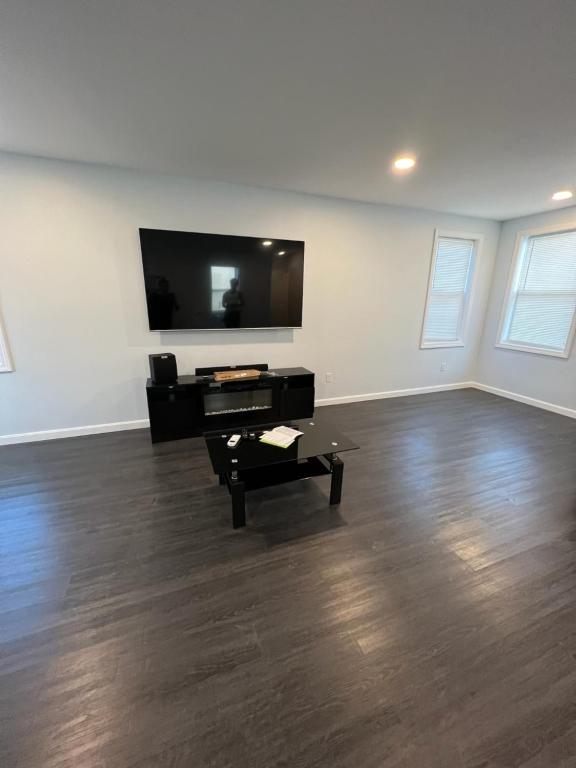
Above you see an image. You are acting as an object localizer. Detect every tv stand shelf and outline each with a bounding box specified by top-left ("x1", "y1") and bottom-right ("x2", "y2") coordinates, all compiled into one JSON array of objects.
[
  {"x1": 233, "y1": 456, "x2": 330, "y2": 492},
  {"x1": 146, "y1": 366, "x2": 315, "y2": 443}
]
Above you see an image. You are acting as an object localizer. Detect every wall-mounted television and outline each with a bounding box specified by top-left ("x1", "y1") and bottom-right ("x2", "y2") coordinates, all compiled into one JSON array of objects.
[{"x1": 139, "y1": 228, "x2": 305, "y2": 331}]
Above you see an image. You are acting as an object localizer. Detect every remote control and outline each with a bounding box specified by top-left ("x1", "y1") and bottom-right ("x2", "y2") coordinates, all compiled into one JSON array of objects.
[{"x1": 227, "y1": 434, "x2": 241, "y2": 448}]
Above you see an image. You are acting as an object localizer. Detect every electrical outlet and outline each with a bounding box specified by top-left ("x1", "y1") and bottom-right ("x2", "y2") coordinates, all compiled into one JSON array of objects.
[
  {"x1": 325, "y1": 372, "x2": 335, "y2": 384},
  {"x1": 440, "y1": 361, "x2": 448, "y2": 372}
]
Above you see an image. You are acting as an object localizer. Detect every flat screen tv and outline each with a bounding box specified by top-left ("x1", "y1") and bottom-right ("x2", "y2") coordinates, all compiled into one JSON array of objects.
[{"x1": 140, "y1": 228, "x2": 305, "y2": 330}]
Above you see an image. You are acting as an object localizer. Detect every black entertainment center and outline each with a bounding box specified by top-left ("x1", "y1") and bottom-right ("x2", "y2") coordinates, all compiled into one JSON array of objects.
[{"x1": 146, "y1": 364, "x2": 315, "y2": 443}]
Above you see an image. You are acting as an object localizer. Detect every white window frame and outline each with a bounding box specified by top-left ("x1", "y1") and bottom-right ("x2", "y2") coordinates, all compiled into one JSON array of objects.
[
  {"x1": 496, "y1": 223, "x2": 576, "y2": 359},
  {"x1": 0, "y1": 305, "x2": 13, "y2": 373},
  {"x1": 420, "y1": 229, "x2": 482, "y2": 349}
]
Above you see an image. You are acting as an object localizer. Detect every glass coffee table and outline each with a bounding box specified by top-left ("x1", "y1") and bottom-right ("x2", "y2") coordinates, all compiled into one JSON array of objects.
[{"x1": 205, "y1": 418, "x2": 359, "y2": 528}]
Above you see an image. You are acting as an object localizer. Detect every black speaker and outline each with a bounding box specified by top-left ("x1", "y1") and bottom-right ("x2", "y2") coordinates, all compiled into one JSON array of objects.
[{"x1": 149, "y1": 353, "x2": 178, "y2": 385}]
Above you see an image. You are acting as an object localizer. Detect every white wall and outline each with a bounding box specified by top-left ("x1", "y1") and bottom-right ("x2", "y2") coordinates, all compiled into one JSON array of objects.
[
  {"x1": 0, "y1": 152, "x2": 500, "y2": 440},
  {"x1": 475, "y1": 206, "x2": 576, "y2": 413}
]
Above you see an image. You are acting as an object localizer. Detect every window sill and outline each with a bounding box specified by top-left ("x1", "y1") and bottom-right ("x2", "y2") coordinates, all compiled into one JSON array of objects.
[
  {"x1": 495, "y1": 341, "x2": 570, "y2": 359},
  {"x1": 420, "y1": 340, "x2": 465, "y2": 349}
]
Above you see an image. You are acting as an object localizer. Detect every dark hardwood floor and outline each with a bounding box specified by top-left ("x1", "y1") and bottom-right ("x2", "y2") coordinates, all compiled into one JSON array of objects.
[{"x1": 1, "y1": 388, "x2": 576, "y2": 768}]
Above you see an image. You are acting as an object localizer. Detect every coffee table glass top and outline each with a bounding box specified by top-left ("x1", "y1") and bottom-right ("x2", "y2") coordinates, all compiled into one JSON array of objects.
[{"x1": 205, "y1": 417, "x2": 359, "y2": 473}]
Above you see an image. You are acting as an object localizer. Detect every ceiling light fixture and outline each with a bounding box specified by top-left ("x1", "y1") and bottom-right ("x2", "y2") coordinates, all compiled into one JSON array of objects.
[
  {"x1": 278, "y1": 250, "x2": 286, "y2": 255},
  {"x1": 552, "y1": 190, "x2": 573, "y2": 201},
  {"x1": 393, "y1": 156, "x2": 416, "y2": 171},
  {"x1": 262, "y1": 240, "x2": 273, "y2": 246}
]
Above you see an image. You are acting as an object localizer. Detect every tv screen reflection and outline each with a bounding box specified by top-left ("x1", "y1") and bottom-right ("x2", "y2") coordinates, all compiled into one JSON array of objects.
[{"x1": 140, "y1": 229, "x2": 304, "y2": 330}]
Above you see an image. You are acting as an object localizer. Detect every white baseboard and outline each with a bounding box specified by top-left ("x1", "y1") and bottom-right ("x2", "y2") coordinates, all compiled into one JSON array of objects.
[
  {"x1": 470, "y1": 382, "x2": 576, "y2": 420},
  {"x1": 1, "y1": 383, "x2": 471, "y2": 446},
  {"x1": 316, "y1": 381, "x2": 474, "y2": 407},
  {"x1": 0, "y1": 418, "x2": 150, "y2": 447},
  {"x1": 2, "y1": 380, "x2": 573, "y2": 447}
]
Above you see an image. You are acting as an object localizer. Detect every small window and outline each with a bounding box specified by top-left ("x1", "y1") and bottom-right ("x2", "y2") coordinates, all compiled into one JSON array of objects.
[
  {"x1": 497, "y1": 228, "x2": 576, "y2": 358},
  {"x1": 421, "y1": 231, "x2": 479, "y2": 348},
  {"x1": 0, "y1": 306, "x2": 13, "y2": 373}
]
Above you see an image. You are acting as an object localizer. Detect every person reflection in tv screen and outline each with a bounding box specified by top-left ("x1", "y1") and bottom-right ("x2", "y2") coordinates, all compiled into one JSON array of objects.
[
  {"x1": 147, "y1": 277, "x2": 180, "y2": 329},
  {"x1": 222, "y1": 278, "x2": 244, "y2": 328}
]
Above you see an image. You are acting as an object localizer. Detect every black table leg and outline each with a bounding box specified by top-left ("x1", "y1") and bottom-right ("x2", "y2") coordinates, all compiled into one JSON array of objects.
[
  {"x1": 218, "y1": 472, "x2": 226, "y2": 485},
  {"x1": 229, "y1": 473, "x2": 246, "y2": 528},
  {"x1": 328, "y1": 455, "x2": 344, "y2": 505}
]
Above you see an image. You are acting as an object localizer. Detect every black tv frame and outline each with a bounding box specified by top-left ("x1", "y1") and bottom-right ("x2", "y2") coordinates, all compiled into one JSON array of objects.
[{"x1": 139, "y1": 228, "x2": 305, "y2": 332}]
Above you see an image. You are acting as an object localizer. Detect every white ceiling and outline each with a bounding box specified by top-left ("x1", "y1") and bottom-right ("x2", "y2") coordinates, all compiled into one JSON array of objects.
[{"x1": 1, "y1": 0, "x2": 576, "y2": 220}]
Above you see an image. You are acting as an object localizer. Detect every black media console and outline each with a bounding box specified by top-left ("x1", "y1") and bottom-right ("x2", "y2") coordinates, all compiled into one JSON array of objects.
[{"x1": 146, "y1": 366, "x2": 315, "y2": 443}]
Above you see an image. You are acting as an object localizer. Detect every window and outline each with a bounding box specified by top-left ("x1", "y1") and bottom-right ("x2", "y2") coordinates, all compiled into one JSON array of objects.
[
  {"x1": 497, "y1": 228, "x2": 576, "y2": 358},
  {"x1": 0, "y1": 305, "x2": 13, "y2": 373},
  {"x1": 421, "y1": 231, "x2": 480, "y2": 348},
  {"x1": 210, "y1": 266, "x2": 239, "y2": 313}
]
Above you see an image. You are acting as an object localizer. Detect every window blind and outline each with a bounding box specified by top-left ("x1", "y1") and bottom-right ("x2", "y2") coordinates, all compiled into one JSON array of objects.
[
  {"x1": 501, "y1": 230, "x2": 576, "y2": 353},
  {"x1": 422, "y1": 236, "x2": 475, "y2": 344}
]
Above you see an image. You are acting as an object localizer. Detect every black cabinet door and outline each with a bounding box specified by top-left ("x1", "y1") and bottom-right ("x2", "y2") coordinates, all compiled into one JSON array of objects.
[
  {"x1": 280, "y1": 387, "x2": 315, "y2": 420},
  {"x1": 147, "y1": 387, "x2": 201, "y2": 442}
]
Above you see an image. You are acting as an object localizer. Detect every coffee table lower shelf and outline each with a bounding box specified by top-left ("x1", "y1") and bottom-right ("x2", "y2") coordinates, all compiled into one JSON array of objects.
[{"x1": 218, "y1": 454, "x2": 344, "y2": 528}]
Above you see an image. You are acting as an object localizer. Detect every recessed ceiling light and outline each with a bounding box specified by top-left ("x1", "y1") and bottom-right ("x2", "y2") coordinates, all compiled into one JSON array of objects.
[
  {"x1": 278, "y1": 250, "x2": 286, "y2": 255},
  {"x1": 393, "y1": 156, "x2": 416, "y2": 171},
  {"x1": 552, "y1": 190, "x2": 573, "y2": 201},
  {"x1": 262, "y1": 240, "x2": 273, "y2": 246}
]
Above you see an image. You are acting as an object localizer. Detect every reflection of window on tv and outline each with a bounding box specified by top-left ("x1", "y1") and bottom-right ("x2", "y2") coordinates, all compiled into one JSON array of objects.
[
  {"x1": 211, "y1": 266, "x2": 239, "y2": 312},
  {"x1": 212, "y1": 265, "x2": 243, "y2": 328}
]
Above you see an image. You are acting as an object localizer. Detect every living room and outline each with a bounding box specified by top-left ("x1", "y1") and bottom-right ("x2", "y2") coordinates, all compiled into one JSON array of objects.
[{"x1": 1, "y1": 2, "x2": 575, "y2": 766}]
